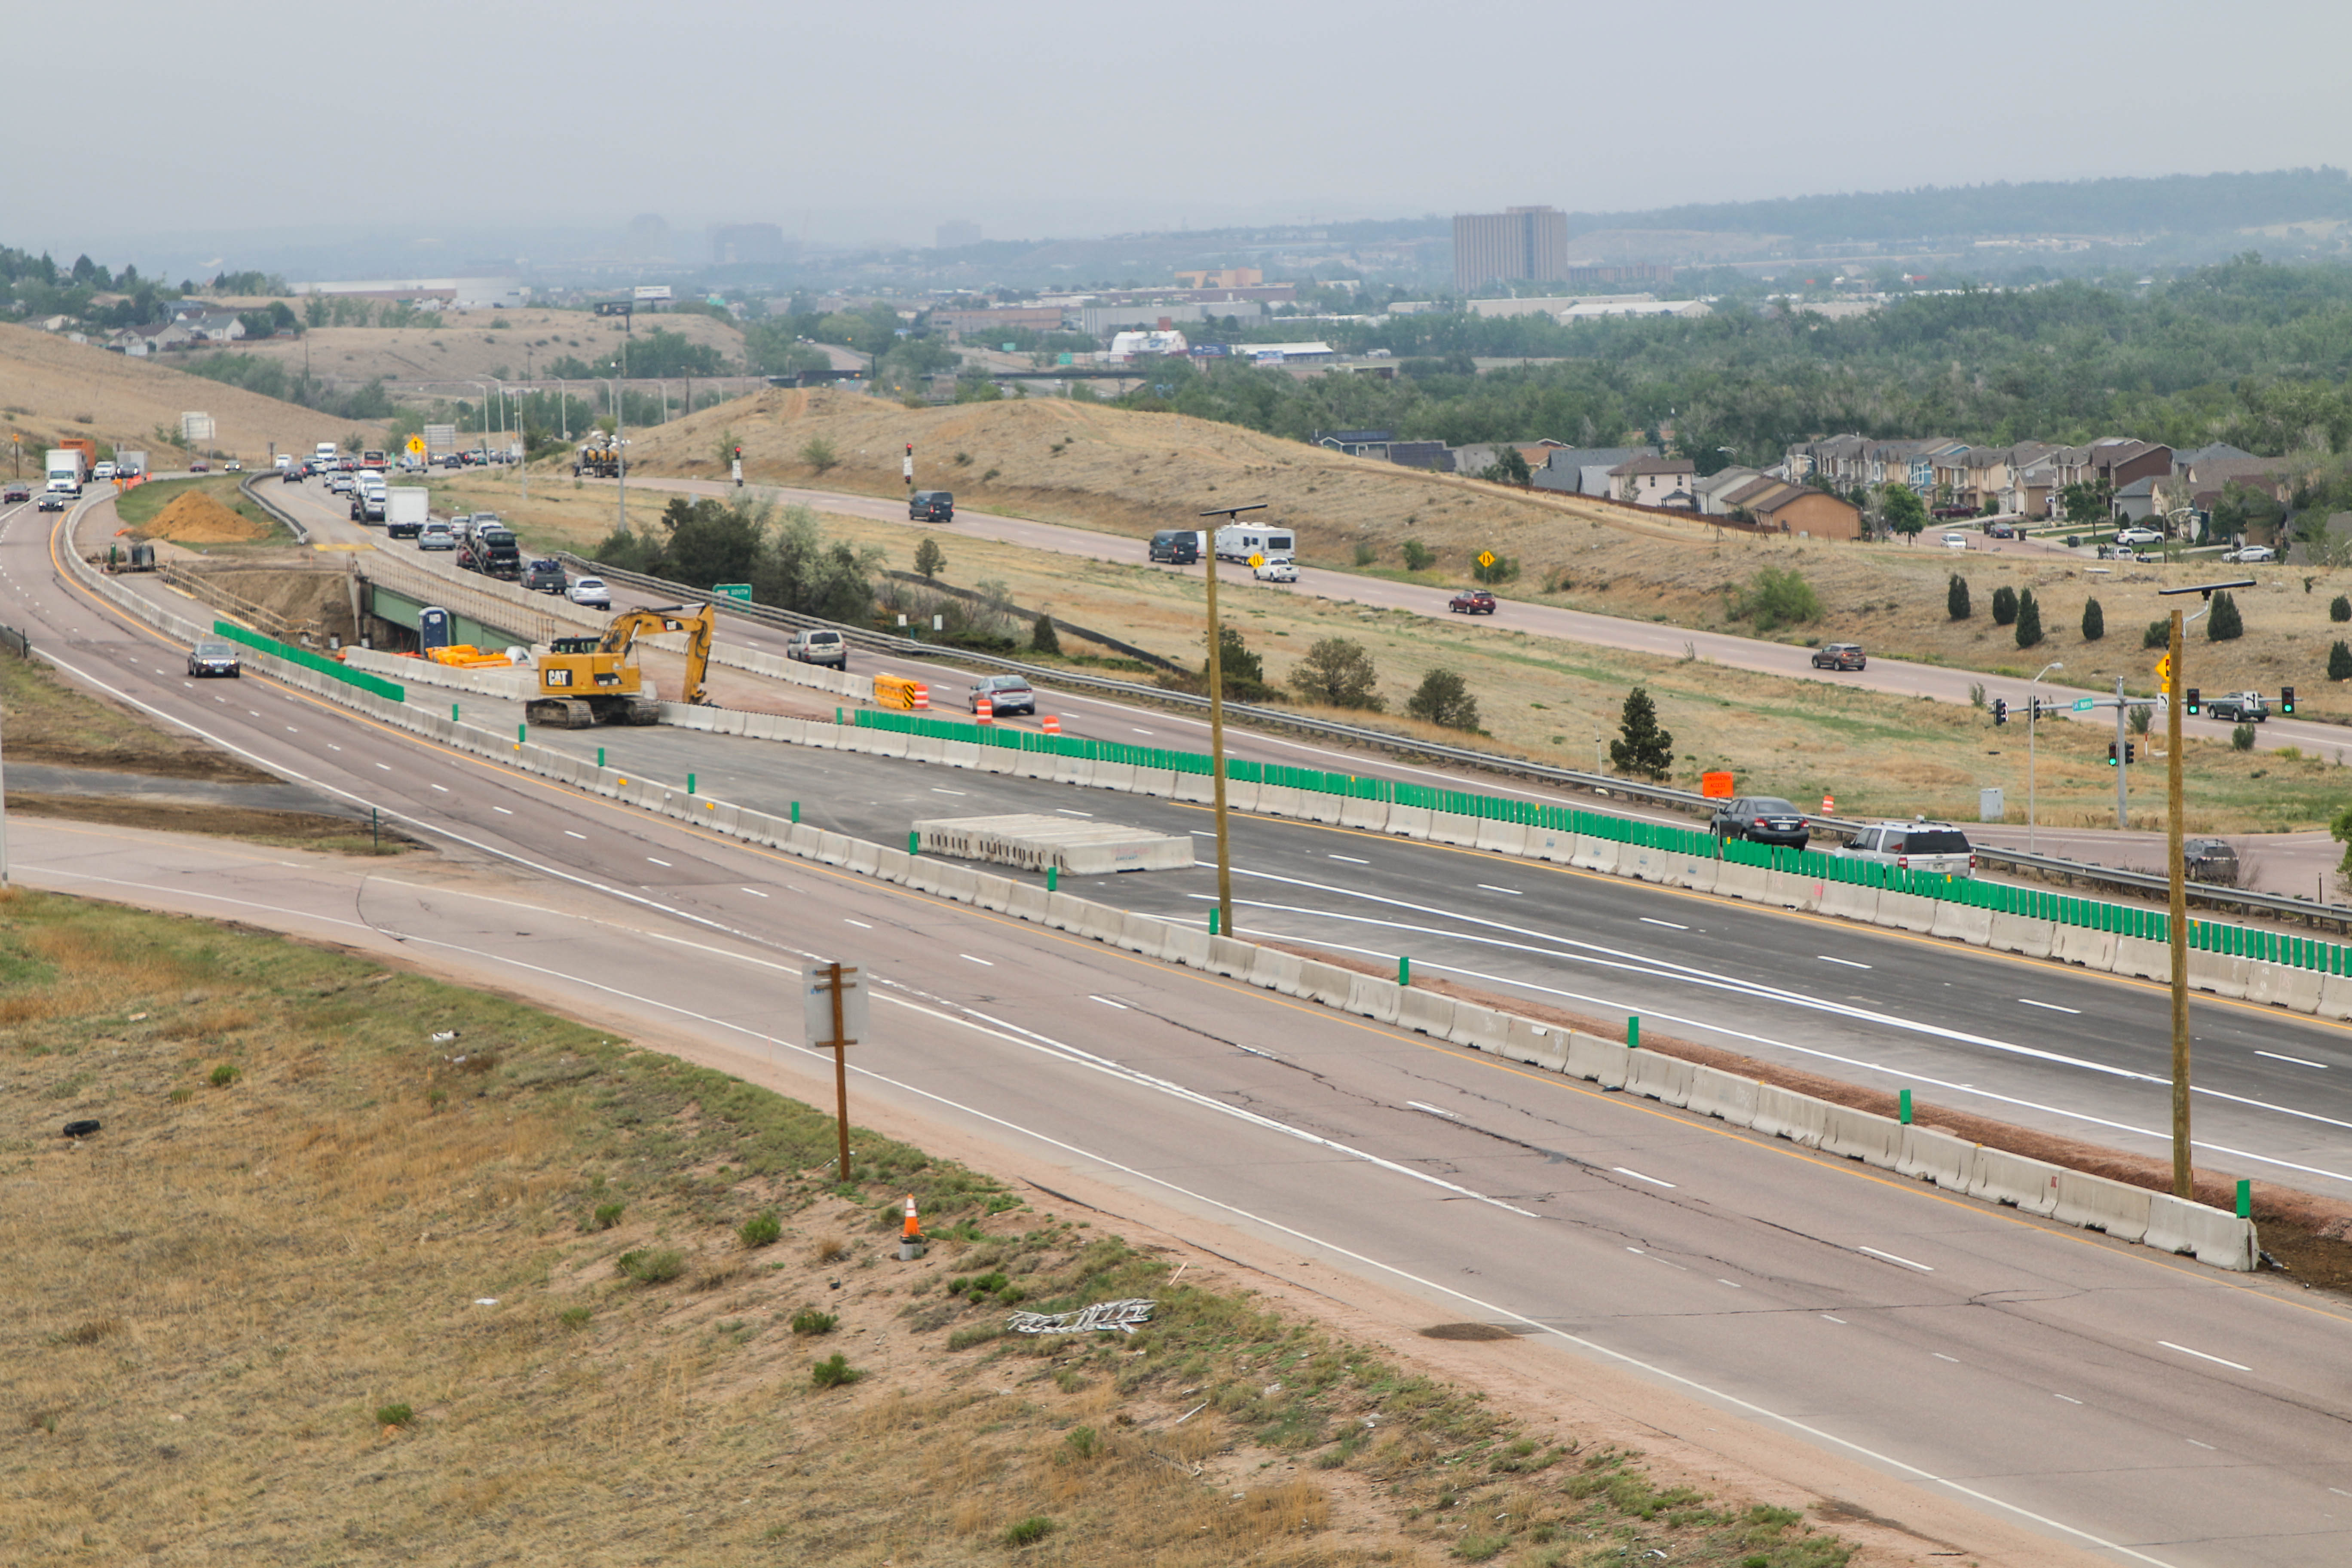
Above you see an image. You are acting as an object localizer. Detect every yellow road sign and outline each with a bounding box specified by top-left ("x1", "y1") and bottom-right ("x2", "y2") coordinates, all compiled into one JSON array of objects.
[
  {"x1": 405, "y1": 435, "x2": 426, "y2": 455},
  {"x1": 1248, "y1": 553, "x2": 1264, "y2": 568},
  {"x1": 1477, "y1": 550, "x2": 1497, "y2": 568},
  {"x1": 2155, "y1": 653, "x2": 2171, "y2": 682}
]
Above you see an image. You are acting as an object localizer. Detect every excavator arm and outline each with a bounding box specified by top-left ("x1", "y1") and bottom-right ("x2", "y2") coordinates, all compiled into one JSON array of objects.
[{"x1": 598, "y1": 603, "x2": 714, "y2": 707}]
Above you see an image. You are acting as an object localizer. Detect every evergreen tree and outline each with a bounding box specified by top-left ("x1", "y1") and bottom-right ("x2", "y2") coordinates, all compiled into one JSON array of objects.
[
  {"x1": 1029, "y1": 613, "x2": 1060, "y2": 655},
  {"x1": 2207, "y1": 589, "x2": 2244, "y2": 641},
  {"x1": 2014, "y1": 588, "x2": 2043, "y2": 649},
  {"x1": 2333, "y1": 594, "x2": 2352, "y2": 624},
  {"x1": 1947, "y1": 573, "x2": 1971, "y2": 620},
  {"x1": 1610, "y1": 686, "x2": 1674, "y2": 779},
  {"x1": 1295, "y1": 637, "x2": 1384, "y2": 710},
  {"x1": 2332, "y1": 640, "x2": 2352, "y2": 682},
  {"x1": 1991, "y1": 585, "x2": 2019, "y2": 626},
  {"x1": 1405, "y1": 668, "x2": 1479, "y2": 730},
  {"x1": 913, "y1": 536, "x2": 946, "y2": 579},
  {"x1": 2080, "y1": 596, "x2": 2104, "y2": 641}
]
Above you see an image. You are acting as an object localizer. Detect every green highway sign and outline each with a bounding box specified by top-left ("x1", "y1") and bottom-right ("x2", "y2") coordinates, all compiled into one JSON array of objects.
[
  {"x1": 2072, "y1": 697, "x2": 2096, "y2": 712},
  {"x1": 713, "y1": 583, "x2": 753, "y2": 602}
]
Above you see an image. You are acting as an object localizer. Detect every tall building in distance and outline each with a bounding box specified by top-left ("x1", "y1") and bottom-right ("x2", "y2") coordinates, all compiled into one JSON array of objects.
[
  {"x1": 710, "y1": 223, "x2": 790, "y2": 266},
  {"x1": 1452, "y1": 205, "x2": 1571, "y2": 293},
  {"x1": 935, "y1": 220, "x2": 983, "y2": 250}
]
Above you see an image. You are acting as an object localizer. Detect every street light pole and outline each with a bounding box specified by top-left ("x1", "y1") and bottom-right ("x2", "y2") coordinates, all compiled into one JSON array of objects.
[
  {"x1": 1197, "y1": 502, "x2": 1266, "y2": 940},
  {"x1": 2027, "y1": 660, "x2": 2062, "y2": 852},
  {"x1": 2156, "y1": 577, "x2": 2254, "y2": 1200}
]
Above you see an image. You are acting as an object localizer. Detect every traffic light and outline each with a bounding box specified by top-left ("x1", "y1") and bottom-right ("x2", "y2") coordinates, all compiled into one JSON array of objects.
[
  {"x1": 733, "y1": 445, "x2": 742, "y2": 459},
  {"x1": 905, "y1": 442, "x2": 915, "y2": 456},
  {"x1": 2282, "y1": 685, "x2": 2296, "y2": 715},
  {"x1": 1993, "y1": 697, "x2": 2008, "y2": 726},
  {"x1": 2107, "y1": 741, "x2": 2138, "y2": 766},
  {"x1": 2185, "y1": 687, "x2": 2200, "y2": 716}
]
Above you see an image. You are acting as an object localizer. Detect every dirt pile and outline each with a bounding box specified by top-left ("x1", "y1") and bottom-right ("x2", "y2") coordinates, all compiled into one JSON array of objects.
[{"x1": 137, "y1": 490, "x2": 272, "y2": 543}]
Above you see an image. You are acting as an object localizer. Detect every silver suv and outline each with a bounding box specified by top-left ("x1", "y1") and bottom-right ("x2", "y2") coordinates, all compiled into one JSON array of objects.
[
  {"x1": 1836, "y1": 820, "x2": 1975, "y2": 878},
  {"x1": 787, "y1": 629, "x2": 848, "y2": 669}
]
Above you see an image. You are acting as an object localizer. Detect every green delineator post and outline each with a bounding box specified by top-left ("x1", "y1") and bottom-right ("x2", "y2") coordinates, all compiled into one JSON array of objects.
[
  {"x1": 1899, "y1": 1089, "x2": 1913, "y2": 1125},
  {"x1": 789, "y1": 800, "x2": 799, "y2": 823},
  {"x1": 518, "y1": 723, "x2": 527, "y2": 744},
  {"x1": 1046, "y1": 866, "x2": 1058, "y2": 893},
  {"x1": 907, "y1": 830, "x2": 919, "y2": 855},
  {"x1": 687, "y1": 773, "x2": 696, "y2": 796},
  {"x1": 2237, "y1": 1179, "x2": 2252, "y2": 1219},
  {"x1": 452, "y1": 703, "x2": 460, "y2": 722},
  {"x1": 597, "y1": 747, "x2": 606, "y2": 769},
  {"x1": 1627, "y1": 1015, "x2": 1640, "y2": 1050},
  {"x1": 1209, "y1": 907, "x2": 1221, "y2": 937},
  {"x1": 1398, "y1": 956, "x2": 1411, "y2": 987}
]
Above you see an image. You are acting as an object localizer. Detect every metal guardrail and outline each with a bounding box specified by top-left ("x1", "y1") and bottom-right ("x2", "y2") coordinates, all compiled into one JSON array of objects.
[
  {"x1": 545, "y1": 550, "x2": 2352, "y2": 938},
  {"x1": 238, "y1": 472, "x2": 312, "y2": 545}
]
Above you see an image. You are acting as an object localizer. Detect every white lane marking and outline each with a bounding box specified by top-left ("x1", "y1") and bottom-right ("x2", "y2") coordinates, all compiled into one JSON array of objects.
[
  {"x1": 1191, "y1": 830, "x2": 1215, "y2": 837},
  {"x1": 1478, "y1": 884, "x2": 1523, "y2": 896},
  {"x1": 1614, "y1": 1166, "x2": 1676, "y2": 1189},
  {"x1": 1328, "y1": 854, "x2": 1368, "y2": 864},
  {"x1": 2330, "y1": 1487, "x2": 2352, "y2": 1499},
  {"x1": 564, "y1": 830, "x2": 587, "y2": 839},
  {"x1": 1932, "y1": 1353, "x2": 1959, "y2": 1363},
  {"x1": 1641, "y1": 916, "x2": 1688, "y2": 930},
  {"x1": 1624, "y1": 1247, "x2": 1688, "y2": 1271},
  {"x1": 2255, "y1": 1050, "x2": 2328, "y2": 1069},
  {"x1": 646, "y1": 857, "x2": 671, "y2": 867},
  {"x1": 247, "y1": 710, "x2": 259, "y2": 716},
  {"x1": 961, "y1": 953, "x2": 994, "y2": 966},
  {"x1": 1821, "y1": 1315, "x2": 1847, "y2": 1325},
  {"x1": 741, "y1": 888, "x2": 768, "y2": 897},
  {"x1": 430, "y1": 784, "x2": 450, "y2": 793},
  {"x1": 1131, "y1": 728, "x2": 1154, "y2": 735},
  {"x1": 1215, "y1": 872, "x2": 2352, "y2": 1182},
  {"x1": 2159, "y1": 1341, "x2": 2251, "y2": 1372},
  {"x1": 493, "y1": 805, "x2": 513, "y2": 815},
  {"x1": 1859, "y1": 1246, "x2": 1933, "y2": 1273},
  {"x1": 1717, "y1": 1279, "x2": 1741, "y2": 1288},
  {"x1": 328, "y1": 744, "x2": 340, "y2": 751},
  {"x1": 2055, "y1": 1393, "x2": 2082, "y2": 1404},
  {"x1": 285, "y1": 726, "x2": 298, "y2": 733},
  {"x1": 2019, "y1": 998, "x2": 2081, "y2": 1015},
  {"x1": 1406, "y1": 1100, "x2": 1458, "y2": 1119},
  {"x1": 930, "y1": 787, "x2": 966, "y2": 796},
  {"x1": 2186, "y1": 1439, "x2": 2216, "y2": 1450},
  {"x1": 375, "y1": 763, "x2": 391, "y2": 770},
  {"x1": 1820, "y1": 956, "x2": 1872, "y2": 969},
  {"x1": 1089, "y1": 995, "x2": 1128, "y2": 1010},
  {"x1": 844, "y1": 918, "x2": 872, "y2": 928},
  {"x1": 1056, "y1": 808, "x2": 1093, "y2": 818}
]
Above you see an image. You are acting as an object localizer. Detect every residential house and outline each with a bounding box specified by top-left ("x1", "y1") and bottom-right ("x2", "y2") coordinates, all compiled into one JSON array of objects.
[
  {"x1": 1691, "y1": 466, "x2": 1764, "y2": 516},
  {"x1": 1385, "y1": 441, "x2": 1453, "y2": 472},
  {"x1": 1533, "y1": 445, "x2": 1657, "y2": 497},
  {"x1": 1928, "y1": 442, "x2": 2052, "y2": 511},
  {"x1": 1611, "y1": 454, "x2": 1698, "y2": 507},
  {"x1": 184, "y1": 312, "x2": 248, "y2": 343},
  {"x1": 1456, "y1": 440, "x2": 1562, "y2": 481},
  {"x1": 1721, "y1": 477, "x2": 1864, "y2": 539},
  {"x1": 1314, "y1": 429, "x2": 1396, "y2": 458},
  {"x1": 1785, "y1": 435, "x2": 1963, "y2": 494}
]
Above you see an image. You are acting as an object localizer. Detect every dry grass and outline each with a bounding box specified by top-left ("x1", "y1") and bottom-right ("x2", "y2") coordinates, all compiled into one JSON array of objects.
[
  {"x1": 0, "y1": 321, "x2": 383, "y2": 463},
  {"x1": 221, "y1": 306, "x2": 749, "y2": 388},
  {"x1": 0, "y1": 889, "x2": 1854, "y2": 1568},
  {"x1": 434, "y1": 469, "x2": 2352, "y2": 833},
  {"x1": 0, "y1": 647, "x2": 276, "y2": 781}
]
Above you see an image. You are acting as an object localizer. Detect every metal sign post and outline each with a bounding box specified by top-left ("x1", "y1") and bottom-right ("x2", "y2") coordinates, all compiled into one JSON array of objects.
[
  {"x1": 1197, "y1": 502, "x2": 1268, "y2": 940},
  {"x1": 804, "y1": 961, "x2": 867, "y2": 1182}
]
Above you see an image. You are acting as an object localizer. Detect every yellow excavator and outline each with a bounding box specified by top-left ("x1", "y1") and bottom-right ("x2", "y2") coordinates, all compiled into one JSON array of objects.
[{"x1": 527, "y1": 602, "x2": 715, "y2": 728}]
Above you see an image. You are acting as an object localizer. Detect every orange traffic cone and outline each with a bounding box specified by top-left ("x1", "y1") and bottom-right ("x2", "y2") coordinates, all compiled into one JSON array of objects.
[
  {"x1": 898, "y1": 1194, "x2": 927, "y2": 1260},
  {"x1": 1041, "y1": 714, "x2": 1061, "y2": 735},
  {"x1": 1821, "y1": 793, "x2": 1835, "y2": 814}
]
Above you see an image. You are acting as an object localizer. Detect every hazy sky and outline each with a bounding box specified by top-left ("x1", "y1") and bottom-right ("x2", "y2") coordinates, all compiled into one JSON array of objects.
[{"x1": 13, "y1": 0, "x2": 2351, "y2": 268}]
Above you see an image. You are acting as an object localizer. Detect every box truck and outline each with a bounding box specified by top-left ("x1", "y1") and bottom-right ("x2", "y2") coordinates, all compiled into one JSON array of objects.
[
  {"x1": 386, "y1": 487, "x2": 429, "y2": 539},
  {"x1": 45, "y1": 449, "x2": 86, "y2": 496},
  {"x1": 1213, "y1": 523, "x2": 1294, "y2": 562}
]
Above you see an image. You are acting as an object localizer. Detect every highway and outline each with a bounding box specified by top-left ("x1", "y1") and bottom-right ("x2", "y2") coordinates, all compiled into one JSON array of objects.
[
  {"x1": 141, "y1": 481, "x2": 2352, "y2": 1204},
  {"x1": 16, "y1": 487, "x2": 2352, "y2": 1563}
]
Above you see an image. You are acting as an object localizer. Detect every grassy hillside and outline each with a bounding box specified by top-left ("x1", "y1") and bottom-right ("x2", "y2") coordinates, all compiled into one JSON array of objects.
[
  {"x1": 0, "y1": 323, "x2": 383, "y2": 465},
  {"x1": 0, "y1": 888, "x2": 1862, "y2": 1567},
  {"x1": 224, "y1": 306, "x2": 750, "y2": 387}
]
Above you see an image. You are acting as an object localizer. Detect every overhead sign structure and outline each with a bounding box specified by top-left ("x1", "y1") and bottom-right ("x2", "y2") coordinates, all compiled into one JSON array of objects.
[{"x1": 805, "y1": 960, "x2": 867, "y2": 1181}]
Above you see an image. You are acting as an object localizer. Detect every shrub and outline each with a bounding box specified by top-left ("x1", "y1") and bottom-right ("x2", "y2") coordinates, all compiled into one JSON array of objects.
[
  {"x1": 375, "y1": 1403, "x2": 414, "y2": 1428},
  {"x1": 558, "y1": 1307, "x2": 592, "y2": 1330},
  {"x1": 1452, "y1": 1535, "x2": 1509, "y2": 1562},
  {"x1": 1293, "y1": 637, "x2": 1384, "y2": 710},
  {"x1": 2013, "y1": 588, "x2": 2043, "y2": 649},
  {"x1": 789, "y1": 1308, "x2": 837, "y2": 1336},
  {"x1": 1470, "y1": 551, "x2": 1519, "y2": 585},
  {"x1": 1947, "y1": 573, "x2": 1971, "y2": 621},
  {"x1": 1060, "y1": 1426, "x2": 1099, "y2": 1463},
  {"x1": 2233, "y1": 723, "x2": 2257, "y2": 751},
  {"x1": 1353, "y1": 541, "x2": 1376, "y2": 567},
  {"x1": 2129, "y1": 703, "x2": 2153, "y2": 736},
  {"x1": 208, "y1": 1063, "x2": 239, "y2": 1087},
  {"x1": 913, "y1": 536, "x2": 945, "y2": 579},
  {"x1": 2332, "y1": 640, "x2": 2352, "y2": 681},
  {"x1": 811, "y1": 1353, "x2": 864, "y2": 1389},
  {"x1": 1610, "y1": 686, "x2": 1674, "y2": 780},
  {"x1": 1001, "y1": 1516, "x2": 1057, "y2": 1548},
  {"x1": 2208, "y1": 589, "x2": 2244, "y2": 641},
  {"x1": 1400, "y1": 539, "x2": 1435, "y2": 571},
  {"x1": 799, "y1": 436, "x2": 839, "y2": 473},
  {"x1": 2334, "y1": 595, "x2": 2351, "y2": 624},
  {"x1": 2142, "y1": 619, "x2": 2169, "y2": 649},
  {"x1": 738, "y1": 1210, "x2": 782, "y2": 1249},
  {"x1": 1406, "y1": 668, "x2": 1480, "y2": 731},
  {"x1": 1991, "y1": 585, "x2": 2018, "y2": 626},
  {"x1": 1729, "y1": 566, "x2": 1820, "y2": 631},
  {"x1": 617, "y1": 1247, "x2": 686, "y2": 1284},
  {"x1": 590, "y1": 1202, "x2": 625, "y2": 1231},
  {"x1": 2080, "y1": 596, "x2": 2104, "y2": 641},
  {"x1": 947, "y1": 1324, "x2": 1003, "y2": 1351},
  {"x1": 1029, "y1": 613, "x2": 1060, "y2": 655}
]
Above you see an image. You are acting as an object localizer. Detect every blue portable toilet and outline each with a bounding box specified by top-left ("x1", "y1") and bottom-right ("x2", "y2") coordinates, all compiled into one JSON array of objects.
[{"x1": 418, "y1": 606, "x2": 451, "y2": 651}]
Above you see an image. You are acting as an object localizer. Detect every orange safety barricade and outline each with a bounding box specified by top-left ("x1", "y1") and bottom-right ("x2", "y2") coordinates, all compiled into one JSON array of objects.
[
  {"x1": 1041, "y1": 715, "x2": 1061, "y2": 735},
  {"x1": 975, "y1": 695, "x2": 993, "y2": 724}
]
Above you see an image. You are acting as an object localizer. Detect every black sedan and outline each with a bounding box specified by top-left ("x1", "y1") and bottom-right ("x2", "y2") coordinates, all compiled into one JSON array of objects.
[
  {"x1": 186, "y1": 640, "x2": 242, "y2": 678},
  {"x1": 1709, "y1": 796, "x2": 1809, "y2": 850}
]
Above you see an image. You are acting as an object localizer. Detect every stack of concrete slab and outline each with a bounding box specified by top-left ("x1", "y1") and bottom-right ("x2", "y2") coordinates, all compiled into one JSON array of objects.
[{"x1": 914, "y1": 813, "x2": 1194, "y2": 876}]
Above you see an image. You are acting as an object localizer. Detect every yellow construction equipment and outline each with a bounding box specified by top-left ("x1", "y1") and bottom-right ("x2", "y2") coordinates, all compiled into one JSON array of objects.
[
  {"x1": 572, "y1": 432, "x2": 624, "y2": 479},
  {"x1": 527, "y1": 602, "x2": 715, "y2": 729}
]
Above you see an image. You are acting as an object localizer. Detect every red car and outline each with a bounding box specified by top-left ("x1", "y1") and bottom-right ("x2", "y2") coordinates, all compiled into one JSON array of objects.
[
  {"x1": 189, "y1": 459, "x2": 211, "y2": 473},
  {"x1": 2, "y1": 483, "x2": 29, "y2": 503},
  {"x1": 1449, "y1": 589, "x2": 1497, "y2": 615}
]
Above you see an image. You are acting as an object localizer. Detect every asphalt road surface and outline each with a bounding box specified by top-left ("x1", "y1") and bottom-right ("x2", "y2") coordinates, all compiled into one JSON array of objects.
[{"x1": 12, "y1": 487, "x2": 2352, "y2": 1563}]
